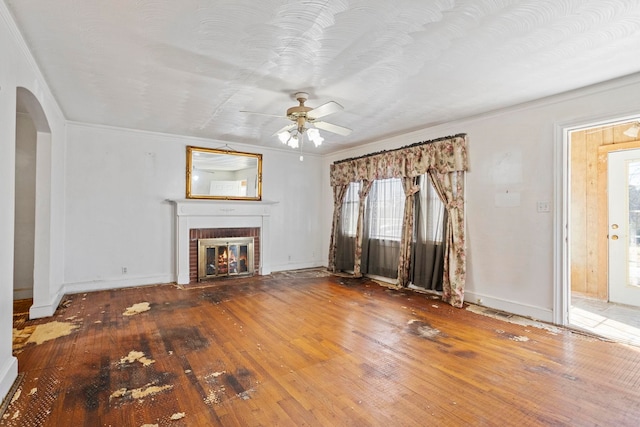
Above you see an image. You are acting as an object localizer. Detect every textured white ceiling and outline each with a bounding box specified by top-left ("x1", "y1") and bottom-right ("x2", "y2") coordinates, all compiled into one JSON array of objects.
[{"x1": 6, "y1": 0, "x2": 640, "y2": 153}]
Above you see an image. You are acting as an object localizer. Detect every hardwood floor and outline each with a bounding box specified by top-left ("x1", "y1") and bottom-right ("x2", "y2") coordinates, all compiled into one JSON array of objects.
[{"x1": 4, "y1": 270, "x2": 640, "y2": 426}]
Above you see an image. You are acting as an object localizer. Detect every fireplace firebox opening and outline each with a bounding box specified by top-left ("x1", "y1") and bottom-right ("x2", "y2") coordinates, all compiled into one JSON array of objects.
[
  {"x1": 198, "y1": 237, "x2": 255, "y2": 281},
  {"x1": 189, "y1": 227, "x2": 260, "y2": 283}
]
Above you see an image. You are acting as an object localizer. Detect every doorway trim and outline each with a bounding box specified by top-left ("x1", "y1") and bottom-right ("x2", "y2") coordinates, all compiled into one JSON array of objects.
[
  {"x1": 554, "y1": 110, "x2": 640, "y2": 326},
  {"x1": 15, "y1": 87, "x2": 53, "y2": 319}
]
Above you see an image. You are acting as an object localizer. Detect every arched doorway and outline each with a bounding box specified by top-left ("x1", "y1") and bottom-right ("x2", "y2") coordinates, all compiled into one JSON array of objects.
[
  {"x1": 14, "y1": 107, "x2": 36, "y2": 300},
  {"x1": 14, "y1": 87, "x2": 51, "y2": 319}
]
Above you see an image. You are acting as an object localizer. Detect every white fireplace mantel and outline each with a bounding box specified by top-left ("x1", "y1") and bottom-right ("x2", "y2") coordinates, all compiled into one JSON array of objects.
[{"x1": 170, "y1": 199, "x2": 278, "y2": 284}]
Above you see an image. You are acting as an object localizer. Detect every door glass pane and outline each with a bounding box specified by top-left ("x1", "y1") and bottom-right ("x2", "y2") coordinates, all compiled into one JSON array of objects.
[
  {"x1": 218, "y1": 246, "x2": 228, "y2": 275},
  {"x1": 206, "y1": 247, "x2": 216, "y2": 276},
  {"x1": 628, "y1": 160, "x2": 640, "y2": 287},
  {"x1": 228, "y1": 245, "x2": 239, "y2": 275},
  {"x1": 239, "y1": 245, "x2": 248, "y2": 273}
]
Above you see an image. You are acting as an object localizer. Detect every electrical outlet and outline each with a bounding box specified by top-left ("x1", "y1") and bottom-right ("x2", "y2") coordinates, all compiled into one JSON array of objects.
[
  {"x1": 122, "y1": 267, "x2": 127, "y2": 274},
  {"x1": 536, "y1": 201, "x2": 551, "y2": 213}
]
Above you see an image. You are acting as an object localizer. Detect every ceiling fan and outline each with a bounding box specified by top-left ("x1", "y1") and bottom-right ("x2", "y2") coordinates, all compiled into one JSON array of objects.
[{"x1": 242, "y1": 92, "x2": 352, "y2": 149}]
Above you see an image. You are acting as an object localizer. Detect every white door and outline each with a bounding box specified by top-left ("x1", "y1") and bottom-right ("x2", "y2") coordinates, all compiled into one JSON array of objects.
[{"x1": 608, "y1": 149, "x2": 640, "y2": 306}]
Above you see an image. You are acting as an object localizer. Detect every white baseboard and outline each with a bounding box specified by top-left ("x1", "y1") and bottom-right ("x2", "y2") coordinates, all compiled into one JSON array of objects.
[
  {"x1": 269, "y1": 261, "x2": 325, "y2": 273},
  {"x1": 176, "y1": 273, "x2": 190, "y2": 285},
  {"x1": 0, "y1": 356, "x2": 18, "y2": 405},
  {"x1": 464, "y1": 290, "x2": 554, "y2": 323},
  {"x1": 29, "y1": 288, "x2": 64, "y2": 319},
  {"x1": 63, "y1": 274, "x2": 173, "y2": 295},
  {"x1": 13, "y1": 289, "x2": 33, "y2": 300},
  {"x1": 29, "y1": 275, "x2": 172, "y2": 319}
]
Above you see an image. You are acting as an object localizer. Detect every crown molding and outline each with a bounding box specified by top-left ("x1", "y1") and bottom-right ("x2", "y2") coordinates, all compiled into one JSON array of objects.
[{"x1": 65, "y1": 120, "x2": 324, "y2": 158}]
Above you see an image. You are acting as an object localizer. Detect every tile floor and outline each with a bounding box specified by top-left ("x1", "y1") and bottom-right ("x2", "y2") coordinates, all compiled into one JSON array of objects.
[{"x1": 570, "y1": 295, "x2": 640, "y2": 347}]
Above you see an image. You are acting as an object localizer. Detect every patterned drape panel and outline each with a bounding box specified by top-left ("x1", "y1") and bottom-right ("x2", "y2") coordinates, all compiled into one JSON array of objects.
[
  {"x1": 428, "y1": 170, "x2": 466, "y2": 308},
  {"x1": 397, "y1": 177, "x2": 420, "y2": 286},
  {"x1": 327, "y1": 184, "x2": 349, "y2": 272},
  {"x1": 329, "y1": 134, "x2": 468, "y2": 307},
  {"x1": 353, "y1": 180, "x2": 374, "y2": 277}
]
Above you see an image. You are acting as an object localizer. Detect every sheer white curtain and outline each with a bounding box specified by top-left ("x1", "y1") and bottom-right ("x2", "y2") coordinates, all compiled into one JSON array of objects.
[
  {"x1": 335, "y1": 181, "x2": 360, "y2": 271},
  {"x1": 361, "y1": 178, "x2": 405, "y2": 279},
  {"x1": 410, "y1": 174, "x2": 446, "y2": 290}
]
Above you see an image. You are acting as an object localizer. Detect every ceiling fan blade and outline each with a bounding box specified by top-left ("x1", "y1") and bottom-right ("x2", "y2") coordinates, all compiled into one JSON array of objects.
[
  {"x1": 272, "y1": 123, "x2": 296, "y2": 136},
  {"x1": 313, "y1": 121, "x2": 352, "y2": 136},
  {"x1": 240, "y1": 110, "x2": 283, "y2": 118},
  {"x1": 307, "y1": 101, "x2": 343, "y2": 120}
]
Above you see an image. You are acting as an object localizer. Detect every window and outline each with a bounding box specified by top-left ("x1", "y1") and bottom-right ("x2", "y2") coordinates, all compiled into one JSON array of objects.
[
  {"x1": 367, "y1": 178, "x2": 405, "y2": 241},
  {"x1": 341, "y1": 182, "x2": 360, "y2": 236},
  {"x1": 410, "y1": 174, "x2": 447, "y2": 290},
  {"x1": 335, "y1": 176, "x2": 445, "y2": 283},
  {"x1": 416, "y1": 175, "x2": 445, "y2": 243}
]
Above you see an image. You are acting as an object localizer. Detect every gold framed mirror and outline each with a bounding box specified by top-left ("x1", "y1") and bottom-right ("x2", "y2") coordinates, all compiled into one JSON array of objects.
[{"x1": 186, "y1": 146, "x2": 262, "y2": 200}]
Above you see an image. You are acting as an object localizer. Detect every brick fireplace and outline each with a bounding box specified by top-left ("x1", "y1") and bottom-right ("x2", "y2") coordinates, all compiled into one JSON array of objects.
[{"x1": 172, "y1": 199, "x2": 276, "y2": 285}]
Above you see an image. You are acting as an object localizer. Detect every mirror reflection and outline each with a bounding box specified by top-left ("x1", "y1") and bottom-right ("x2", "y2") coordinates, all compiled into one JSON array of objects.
[{"x1": 186, "y1": 146, "x2": 262, "y2": 200}]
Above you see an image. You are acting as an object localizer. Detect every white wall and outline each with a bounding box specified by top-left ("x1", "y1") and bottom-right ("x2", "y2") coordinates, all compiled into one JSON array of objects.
[
  {"x1": 0, "y1": 9, "x2": 18, "y2": 404},
  {"x1": 0, "y1": 0, "x2": 66, "y2": 403},
  {"x1": 13, "y1": 113, "x2": 36, "y2": 299},
  {"x1": 63, "y1": 122, "x2": 325, "y2": 292},
  {"x1": 264, "y1": 149, "x2": 324, "y2": 271},
  {"x1": 323, "y1": 73, "x2": 640, "y2": 322}
]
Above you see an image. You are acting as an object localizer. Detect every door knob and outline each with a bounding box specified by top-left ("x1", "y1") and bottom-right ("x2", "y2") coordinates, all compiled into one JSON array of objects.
[
  {"x1": 611, "y1": 224, "x2": 619, "y2": 229},
  {"x1": 611, "y1": 235, "x2": 619, "y2": 240}
]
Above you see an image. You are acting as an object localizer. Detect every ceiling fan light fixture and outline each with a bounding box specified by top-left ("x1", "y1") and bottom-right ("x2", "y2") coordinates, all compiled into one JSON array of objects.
[
  {"x1": 277, "y1": 131, "x2": 291, "y2": 144},
  {"x1": 251, "y1": 91, "x2": 351, "y2": 150},
  {"x1": 623, "y1": 122, "x2": 640, "y2": 138},
  {"x1": 289, "y1": 134, "x2": 299, "y2": 149},
  {"x1": 307, "y1": 128, "x2": 324, "y2": 147}
]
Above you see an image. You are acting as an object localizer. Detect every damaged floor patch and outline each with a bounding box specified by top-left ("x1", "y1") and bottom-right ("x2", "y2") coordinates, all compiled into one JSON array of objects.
[
  {"x1": 110, "y1": 383, "x2": 173, "y2": 402},
  {"x1": 21, "y1": 321, "x2": 81, "y2": 346},
  {"x1": 12, "y1": 326, "x2": 36, "y2": 352},
  {"x1": 467, "y1": 304, "x2": 561, "y2": 333},
  {"x1": 203, "y1": 371, "x2": 227, "y2": 405},
  {"x1": 118, "y1": 350, "x2": 155, "y2": 367},
  {"x1": 123, "y1": 302, "x2": 151, "y2": 316},
  {"x1": 204, "y1": 388, "x2": 225, "y2": 405},
  {"x1": 204, "y1": 371, "x2": 226, "y2": 380},
  {"x1": 10, "y1": 389, "x2": 21, "y2": 405},
  {"x1": 495, "y1": 329, "x2": 531, "y2": 342},
  {"x1": 407, "y1": 319, "x2": 441, "y2": 339}
]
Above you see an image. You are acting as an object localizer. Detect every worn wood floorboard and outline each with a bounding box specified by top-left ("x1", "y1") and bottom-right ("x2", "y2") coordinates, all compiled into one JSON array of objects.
[{"x1": 4, "y1": 271, "x2": 640, "y2": 426}]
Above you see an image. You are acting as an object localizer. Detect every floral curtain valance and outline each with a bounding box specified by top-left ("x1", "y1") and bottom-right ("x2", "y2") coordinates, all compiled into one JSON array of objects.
[{"x1": 330, "y1": 134, "x2": 468, "y2": 187}]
